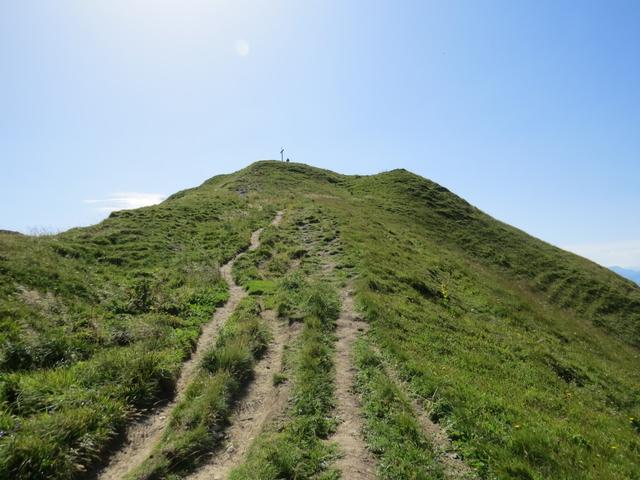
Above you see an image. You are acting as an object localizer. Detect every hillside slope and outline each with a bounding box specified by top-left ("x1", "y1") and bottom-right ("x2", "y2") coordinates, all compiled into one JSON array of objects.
[{"x1": 1, "y1": 161, "x2": 638, "y2": 479}]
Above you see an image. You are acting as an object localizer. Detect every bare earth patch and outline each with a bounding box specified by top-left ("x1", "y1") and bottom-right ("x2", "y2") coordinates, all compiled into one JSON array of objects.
[{"x1": 329, "y1": 288, "x2": 377, "y2": 479}]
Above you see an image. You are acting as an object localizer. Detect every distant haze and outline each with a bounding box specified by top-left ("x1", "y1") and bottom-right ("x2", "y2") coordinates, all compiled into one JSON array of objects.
[
  {"x1": 564, "y1": 241, "x2": 640, "y2": 271},
  {"x1": 610, "y1": 266, "x2": 640, "y2": 285}
]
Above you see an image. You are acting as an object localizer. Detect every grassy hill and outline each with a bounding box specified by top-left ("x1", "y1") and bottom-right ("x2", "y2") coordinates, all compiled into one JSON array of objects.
[{"x1": 1, "y1": 161, "x2": 638, "y2": 479}]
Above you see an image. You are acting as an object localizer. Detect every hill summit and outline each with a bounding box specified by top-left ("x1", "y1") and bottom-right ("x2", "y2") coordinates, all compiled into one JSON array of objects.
[{"x1": 1, "y1": 161, "x2": 638, "y2": 479}]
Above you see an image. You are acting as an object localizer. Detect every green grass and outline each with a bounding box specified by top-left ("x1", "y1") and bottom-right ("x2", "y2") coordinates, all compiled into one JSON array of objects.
[
  {"x1": 272, "y1": 372, "x2": 287, "y2": 386},
  {"x1": 124, "y1": 204, "x2": 296, "y2": 479},
  {"x1": 245, "y1": 279, "x2": 278, "y2": 296},
  {"x1": 229, "y1": 274, "x2": 341, "y2": 480},
  {"x1": 228, "y1": 161, "x2": 640, "y2": 479},
  {"x1": 127, "y1": 297, "x2": 270, "y2": 479},
  {"x1": 0, "y1": 180, "x2": 274, "y2": 478},
  {"x1": 2, "y1": 160, "x2": 639, "y2": 479},
  {"x1": 353, "y1": 340, "x2": 444, "y2": 480},
  {"x1": 228, "y1": 212, "x2": 345, "y2": 479},
  {"x1": 335, "y1": 200, "x2": 640, "y2": 479}
]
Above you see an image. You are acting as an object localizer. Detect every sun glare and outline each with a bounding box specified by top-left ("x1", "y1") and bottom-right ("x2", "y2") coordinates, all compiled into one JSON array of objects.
[
  {"x1": 73, "y1": 0, "x2": 266, "y2": 51},
  {"x1": 235, "y1": 39, "x2": 250, "y2": 56}
]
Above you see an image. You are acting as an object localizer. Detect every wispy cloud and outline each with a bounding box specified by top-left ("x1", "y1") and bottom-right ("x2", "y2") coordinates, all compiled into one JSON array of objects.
[
  {"x1": 84, "y1": 192, "x2": 165, "y2": 213},
  {"x1": 563, "y1": 240, "x2": 640, "y2": 269}
]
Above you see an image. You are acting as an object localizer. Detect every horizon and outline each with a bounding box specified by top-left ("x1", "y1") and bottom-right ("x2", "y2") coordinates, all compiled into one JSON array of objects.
[
  {"x1": 2, "y1": 1, "x2": 639, "y2": 269},
  {"x1": 7, "y1": 158, "x2": 640, "y2": 272}
]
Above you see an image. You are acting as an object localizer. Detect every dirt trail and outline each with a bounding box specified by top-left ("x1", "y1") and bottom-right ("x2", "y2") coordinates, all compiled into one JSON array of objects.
[
  {"x1": 96, "y1": 212, "x2": 283, "y2": 480},
  {"x1": 188, "y1": 311, "x2": 299, "y2": 480},
  {"x1": 375, "y1": 350, "x2": 477, "y2": 480},
  {"x1": 330, "y1": 288, "x2": 377, "y2": 479}
]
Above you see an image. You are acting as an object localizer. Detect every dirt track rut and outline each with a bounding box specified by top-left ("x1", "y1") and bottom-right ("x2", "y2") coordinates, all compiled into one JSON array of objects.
[
  {"x1": 96, "y1": 212, "x2": 283, "y2": 480},
  {"x1": 188, "y1": 311, "x2": 299, "y2": 480},
  {"x1": 376, "y1": 351, "x2": 477, "y2": 479},
  {"x1": 330, "y1": 288, "x2": 377, "y2": 479}
]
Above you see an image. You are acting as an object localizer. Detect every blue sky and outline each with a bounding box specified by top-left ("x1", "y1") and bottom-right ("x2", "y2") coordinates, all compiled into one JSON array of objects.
[{"x1": 1, "y1": 1, "x2": 639, "y2": 268}]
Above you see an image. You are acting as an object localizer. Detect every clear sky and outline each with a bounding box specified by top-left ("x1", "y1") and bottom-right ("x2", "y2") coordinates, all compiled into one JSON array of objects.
[{"x1": 1, "y1": 1, "x2": 639, "y2": 268}]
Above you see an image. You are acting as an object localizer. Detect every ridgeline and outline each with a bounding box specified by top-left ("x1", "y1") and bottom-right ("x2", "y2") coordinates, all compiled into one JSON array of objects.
[{"x1": 1, "y1": 161, "x2": 638, "y2": 479}]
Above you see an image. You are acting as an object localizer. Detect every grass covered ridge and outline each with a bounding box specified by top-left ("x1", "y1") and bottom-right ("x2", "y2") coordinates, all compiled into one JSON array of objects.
[
  {"x1": 0, "y1": 180, "x2": 274, "y2": 478},
  {"x1": 1, "y1": 160, "x2": 639, "y2": 479},
  {"x1": 229, "y1": 162, "x2": 640, "y2": 478}
]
